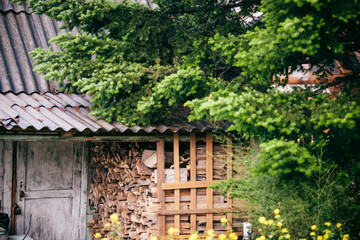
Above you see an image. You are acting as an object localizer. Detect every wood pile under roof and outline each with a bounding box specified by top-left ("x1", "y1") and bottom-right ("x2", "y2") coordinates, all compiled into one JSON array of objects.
[{"x1": 88, "y1": 136, "x2": 245, "y2": 239}]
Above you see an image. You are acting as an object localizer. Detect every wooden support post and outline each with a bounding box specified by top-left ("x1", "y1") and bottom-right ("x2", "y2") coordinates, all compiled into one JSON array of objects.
[
  {"x1": 157, "y1": 139, "x2": 166, "y2": 236},
  {"x1": 226, "y1": 135, "x2": 233, "y2": 228},
  {"x1": 206, "y1": 132, "x2": 213, "y2": 230},
  {"x1": 10, "y1": 142, "x2": 17, "y2": 235},
  {"x1": 174, "y1": 133, "x2": 180, "y2": 231},
  {"x1": 190, "y1": 132, "x2": 197, "y2": 233}
]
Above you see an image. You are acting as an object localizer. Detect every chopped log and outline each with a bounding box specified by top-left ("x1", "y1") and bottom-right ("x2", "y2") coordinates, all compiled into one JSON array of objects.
[
  {"x1": 141, "y1": 150, "x2": 174, "y2": 168},
  {"x1": 154, "y1": 168, "x2": 188, "y2": 183},
  {"x1": 141, "y1": 150, "x2": 157, "y2": 168}
]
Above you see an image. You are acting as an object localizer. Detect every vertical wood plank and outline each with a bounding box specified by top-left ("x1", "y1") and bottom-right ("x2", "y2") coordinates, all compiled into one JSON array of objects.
[
  {"x1": 79, "y1": 142, "x2": 89, "y2": 240},
  {"x1": 0, "y1": 142, "x2": 4, "y2": 208},
  {"x1": 226, "y1": 135, "x2": 233, "y2": 228},
  {"x1": 2, "y1": 142, "x2": 13, "y2": 232},
  {"x1": 173, "y1": 133, "x2": 180, "y2": 230},
  {"x1": 157, "y1": 139, "x2": 166, "y2": 236},
  {"x1": 189, "y1": 132, "x2": 197, "y2": 233},
  {"x1": 72, "y1": 142, "x2": 84, "y2": 240},
  {"x1": 206, "y1": 132, "x2": 213, "y2": 230},
  {"x1": 15, "y1": 141, "x2": 26, "y2": 235},
  {"x1": 10, "y1": 142, "x2": 17, "y2": 235}
]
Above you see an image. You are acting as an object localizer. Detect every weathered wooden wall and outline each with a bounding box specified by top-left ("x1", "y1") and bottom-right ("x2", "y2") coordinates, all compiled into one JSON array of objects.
[
  {"x1": 0, "y1": 141, "x2": 88, "y2": 240},
  {"x1": 0, "y1": 141, "x2": 13, "y2": 231}
]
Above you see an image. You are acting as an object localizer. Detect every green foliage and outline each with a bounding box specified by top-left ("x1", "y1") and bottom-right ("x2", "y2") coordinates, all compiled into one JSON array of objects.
[
  {"x1": 14, "y1": 0, "x2": 260, "y2": 124},
  {"x1": 212, "y1": 147, "x2": 359, "y2": 238},
  {"x1": 210, "y1": 0, "x2": 360, "y2": 85},
  {"x1": 256, "y1": 139, "x2": 318, "y2": 178}
]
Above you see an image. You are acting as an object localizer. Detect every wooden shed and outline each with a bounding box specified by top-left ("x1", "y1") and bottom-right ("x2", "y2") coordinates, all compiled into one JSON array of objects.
[{"x1": 0, "y1": 2, "x2": 245, "y2": 239}]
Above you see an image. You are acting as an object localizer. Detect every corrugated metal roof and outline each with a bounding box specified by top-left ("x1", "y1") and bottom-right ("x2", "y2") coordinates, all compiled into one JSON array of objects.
[
  {"x1": 0, "y1": 3, "x2": 79, "y2": 94},
  {"x1": 0, "y1": 92, "x2": 230, "y2": 133},
  {"x1": 0, "y1": 0, "x2": 31, "y2": 13}
]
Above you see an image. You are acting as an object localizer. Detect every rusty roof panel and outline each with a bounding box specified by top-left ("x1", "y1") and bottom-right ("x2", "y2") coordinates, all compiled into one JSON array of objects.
[
  {"x1": 45, "y1": 93, "x2": 67, "y2": 107},
  {"x1": 31, "y1": 93, "x2": 54, "y2": 108},
  {"x1": 0, "y1": 93, "x2": 229, "y2": 133},
  {"x1": 12, "y1": 105, "x2": 45, "y2": 130}
]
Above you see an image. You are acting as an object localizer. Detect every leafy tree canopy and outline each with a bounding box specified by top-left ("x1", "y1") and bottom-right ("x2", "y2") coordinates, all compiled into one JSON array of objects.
[
  {"x1": 15, "y1": 0, "x2": 261, "y2": 124},
  {"x1": 15, "y1": 0, "x2": 360, "y2": 235}
]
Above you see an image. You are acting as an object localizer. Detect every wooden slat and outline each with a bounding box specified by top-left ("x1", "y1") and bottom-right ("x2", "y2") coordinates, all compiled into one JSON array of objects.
[
  {"x1": 190, "y1": 132, "x2": 196, "y2": 233},
  {"x1": 157, "y1": 139, "x2": 166, "y2": 236},
  {"x1": 206, "y1": 132, "x2": 213, "y2": 230},
  {"x1": 226, "y1": 134, "x2": 233, "y2": 228},
  {"x1": 174, "y1": 133, "x2": 180, "y2": 230},
  {"x1": 158, "y1": 208, "x2": 237, "y2": 216},
  {"x1": 10, "y1": 142, "x2": 17, "y2": 235},
  {"x1": 160, "y1": 234, "x2": 220, "y2": 239},
  {"x1": 162, "y1": 180, "x2": 219, "y2": 190}
]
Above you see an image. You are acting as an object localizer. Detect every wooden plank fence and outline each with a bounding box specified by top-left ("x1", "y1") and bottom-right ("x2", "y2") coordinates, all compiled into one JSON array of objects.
[{"x1": 157, "y1": 132, "x2": 235, "y2": 238}]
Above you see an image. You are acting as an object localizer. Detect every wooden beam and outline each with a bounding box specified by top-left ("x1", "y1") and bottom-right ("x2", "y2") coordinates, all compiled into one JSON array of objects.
[
  {"x1": 158, "y1": 208, "x2": 237, "y2": 216},
  {"x1": 160, "y1": 234, "x2": 224, "y2": 239},
  {"x1": 10, "y1": 142, "x2": 17, "y2": 235},
  {"x1": 157, "y1": 139, "x2": 166, "y2": 236},
  {"x1": 190, "y1": 132, "x2": 196, "y2": 233},
  {"x1": 173, "y1": 133, "x2": 180, "y2": 230},
  {"x1": 226, "y1": 134, "x2": 233, "y2": 228},
  {"x1": 162, "y1": 180, "x2": 220, "y2": 190},
  {"x1": 206, "y1": 132, "x2": 213, "y2": 230}
]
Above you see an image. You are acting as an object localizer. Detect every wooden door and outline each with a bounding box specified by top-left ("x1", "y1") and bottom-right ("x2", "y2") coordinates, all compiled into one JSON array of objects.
[{"x1": 15, "y1": 141, "x2": 87, "y2": 240}]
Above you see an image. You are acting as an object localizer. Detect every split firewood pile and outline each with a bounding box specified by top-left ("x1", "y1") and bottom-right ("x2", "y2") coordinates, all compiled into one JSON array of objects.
[{"x1": 88, "y1": 141, "x2": 239, "y2": 239}]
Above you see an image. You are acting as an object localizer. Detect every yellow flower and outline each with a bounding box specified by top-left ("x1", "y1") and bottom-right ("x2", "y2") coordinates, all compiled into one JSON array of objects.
[
  {"x1": 207, "y1": 229, "x2": 215, "y2": 236},
  {"x1": 221, "y1": 217, "x2": 228, "y2": 223},
  {"x1": 310, "y1": 232, "x2": 316, "y2": 236},
  {"x1": 285, "y1": 234, "x2": 291, "y2": 239},
  {"x1": 259, "y1": 236, "x2": 266, "y2": 240},
  {"x1": 300, "y1": 239, "x2": 307, "y2": 240},
  {"x1": 311, "y1": 225, "x2": 318, "y2": 231},
  {"x1": 324, "y1": 233, "x2": 329, "y2": 239},
  {"x1": 268, "y1": 219, "x2": 274, "y2": 225},
  {"x1": 275, "y1": 215, "x2": 281, "y2": 219},
  {"x1": 277, "y1": 222, "x2": 283, "y2": 227},
  {"x1": 101, "y1": 238, "x2": 109, "y2": 240},
  {"x1": 189, "y1": 233, "x2": 198, "y2": 240},
  {"x1": 150, "y1": 237, "x2": 158, "y2": 240},
  {"x1": 337, "y1": 223, "x2": 342, "y2": 228},
  {"x1": 94, "y1": 233, "x2": 102, "y2": 238},
  {"x1": 103, "y1": 222, "x2": 111, "y2": 228},
  {"x1": 229, "y1": 232, "x2": 238, "y2": 240},
  {"x1": 258, "y1": 217, "x2": 266, "y2": 224},
  {"x1": 325, "y1": 222, "x2": 331, "y2": 227},
  {"x1": 168, "y1": 227, "x2": 180, "y2": 236},
  {"x1": 281, "y1": 228, "x2": 288, "y2": 233},
  {"x1": 219, "y1": 234, "x2": 227, "y2": 240},
  {"x1": 325, "y1": 229, "x2": 331, "y2": 234},
  {"x1": 110, "y1": 213, "x2": 118, "y2": 223},
  {"x1": 317, "y1": 236, "x2": 323, "y2": 240},
  {"x1": 343, "y1": 234, "x2": 349, "y2": 240},
  {"x1": 206, "y1": 237, "x2": 212, "y2": 240},
  {"x1": 264, "y1": 221, "x2": 269, "y2": 225},
  {"x1": 274, "y1": 209, "x2": 280, "y2": 215}
]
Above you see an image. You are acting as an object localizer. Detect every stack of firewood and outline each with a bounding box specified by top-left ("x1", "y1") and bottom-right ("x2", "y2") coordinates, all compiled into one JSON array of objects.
[
  {"x1": 88, "y1": 142, "x2": 158, "y2": 239},
  {"x1": 88, "y1": 141, "x2": 233, "y2": 239}
]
